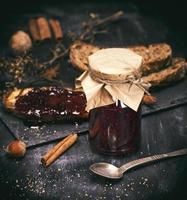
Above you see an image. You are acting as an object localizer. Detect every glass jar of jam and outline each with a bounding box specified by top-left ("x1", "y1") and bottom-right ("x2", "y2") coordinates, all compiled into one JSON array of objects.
[
  {"x1": 77, "y1": 48, "x2": 146, "y2": 155},
  {"x1": 89, "y1": 102, "x2": 141, "y2": 155}
]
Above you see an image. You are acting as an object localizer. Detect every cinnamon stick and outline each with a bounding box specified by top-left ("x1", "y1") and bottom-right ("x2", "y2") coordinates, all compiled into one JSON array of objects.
[
  {"x1": 28, "y1": 19, "x2": 41, "y2": 42},
  {"x1": 49, "y1": 19, "x2": 63, "y2": 40},
  {"x1": 36, "y1": 17, "x2": 52, "y2": 40},
  {"x1": 41, "y1": 133, "x2": 78, "y2": 167}
]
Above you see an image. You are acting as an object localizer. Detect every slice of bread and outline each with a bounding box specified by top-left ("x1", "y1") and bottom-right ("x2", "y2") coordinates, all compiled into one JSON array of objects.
[
  {"x1": 142, "y1": 58, "x2": 186, "y2": 88},
  {"x1": 69, "y1": 42, "x2": 172, "y2": 75},
  {"x1": 69, "y1": 41, "x2": 101, "y2": 71},
  {"x1": 129, "y1": 43, "x2": 172, "y2": 75}
]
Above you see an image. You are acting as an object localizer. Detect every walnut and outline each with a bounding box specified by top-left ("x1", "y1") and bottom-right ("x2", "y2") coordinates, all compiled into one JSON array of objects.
[{"x1": 9, "y1": 31, "x2": 32, "y2": 55}]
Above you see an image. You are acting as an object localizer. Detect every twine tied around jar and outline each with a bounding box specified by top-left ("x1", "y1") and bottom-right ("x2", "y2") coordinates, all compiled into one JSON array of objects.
[{"x1": 89, "y1": 68, "x2": 151, "y2": 95}]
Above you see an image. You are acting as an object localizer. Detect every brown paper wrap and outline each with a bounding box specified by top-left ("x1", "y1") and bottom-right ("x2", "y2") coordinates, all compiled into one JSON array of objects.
[{"x1": 76, "y1": 48, "x2": 150, "y2": 112}]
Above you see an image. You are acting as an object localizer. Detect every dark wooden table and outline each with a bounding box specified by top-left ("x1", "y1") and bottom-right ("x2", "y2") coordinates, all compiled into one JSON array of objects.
[{"x1": 0, "y1": 1, "x2": 187, "y2": 199}]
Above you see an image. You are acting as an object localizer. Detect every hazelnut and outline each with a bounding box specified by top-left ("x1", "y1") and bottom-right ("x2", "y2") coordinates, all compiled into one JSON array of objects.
[
  {"x1": 9, "y1": 31, "x2": 32, "y2": 55},
  {"x1": 143, "y1": 95, "x2": 157, "y2": 105},
  {"x1": 6, "y1": 140, "x2": 26, "y2": 157}
]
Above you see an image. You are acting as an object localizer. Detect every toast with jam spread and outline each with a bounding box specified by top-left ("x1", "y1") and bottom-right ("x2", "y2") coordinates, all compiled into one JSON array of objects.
[{"x1": 3, "y1": 87, "x2": 88, "y2": 123}]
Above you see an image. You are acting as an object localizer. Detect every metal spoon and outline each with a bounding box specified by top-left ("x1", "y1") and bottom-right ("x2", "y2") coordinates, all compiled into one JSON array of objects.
[{"x1": 90, "y1": 148, "x2": 187, "y2": 179}]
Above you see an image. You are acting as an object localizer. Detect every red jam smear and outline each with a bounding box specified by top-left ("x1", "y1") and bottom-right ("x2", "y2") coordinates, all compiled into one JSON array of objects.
[
  {"x1": 89, "y1": 103, "x2": 141, "y2": 155},
  {"x1": 15, "y1": 87, "x2": 87, "y2": 122}
]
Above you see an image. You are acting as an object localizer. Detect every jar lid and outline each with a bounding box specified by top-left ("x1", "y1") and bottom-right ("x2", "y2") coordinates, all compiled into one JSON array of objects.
[{"x1": 88, "y1": 48, "x2": 143, "y2": 82}]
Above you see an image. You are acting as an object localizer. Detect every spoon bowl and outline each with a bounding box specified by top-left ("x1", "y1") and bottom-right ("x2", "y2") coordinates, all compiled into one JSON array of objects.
[
  {"x1": 90, "y1": 148, "x2": 187, "y2": 179},
  {"x1": 90, "y1": 163, "x2": 123, "y2": 179}
]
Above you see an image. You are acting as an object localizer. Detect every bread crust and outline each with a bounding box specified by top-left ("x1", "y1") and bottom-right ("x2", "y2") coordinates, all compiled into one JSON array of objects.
[
  {"x1": 3, "y1": 88, "x2": 32, "y2": 110},
  {"x1": 69, "y1": 41, "x2": 101, "y2": 71},
  {"x1": 142, "y1": 58, "x2": 186, "y2": 88},
  {"x1": 129, "y1": 43, "x2": 172, "y2": 75}
]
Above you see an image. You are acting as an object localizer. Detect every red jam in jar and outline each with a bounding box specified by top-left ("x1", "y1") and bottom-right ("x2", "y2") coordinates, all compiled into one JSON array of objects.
[{"x1": 89, "y1": 102, "x2": 141, "y2": 155}]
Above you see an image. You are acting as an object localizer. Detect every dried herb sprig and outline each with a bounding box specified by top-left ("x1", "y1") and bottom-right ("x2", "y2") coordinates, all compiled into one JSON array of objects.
[{"x1": 0, "y1": 55, "x2": 40, "y2": 90}]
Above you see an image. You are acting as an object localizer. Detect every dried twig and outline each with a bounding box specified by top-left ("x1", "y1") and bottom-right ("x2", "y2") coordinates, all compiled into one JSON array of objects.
[
  {"x1": 39, "y1": 11, "x2": 124, "y2": 73},
  {"x1": 39, "y1": 10, "x2": 124, "y2": 72},
  {"x1": 79, "y1": 10, "x2": 124, "y2": 40}
]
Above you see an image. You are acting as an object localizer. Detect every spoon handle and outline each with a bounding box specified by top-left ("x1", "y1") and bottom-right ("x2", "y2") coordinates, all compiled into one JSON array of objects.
[{"x1": 120, "y1": 148, "x2": 187, "y2": 173}]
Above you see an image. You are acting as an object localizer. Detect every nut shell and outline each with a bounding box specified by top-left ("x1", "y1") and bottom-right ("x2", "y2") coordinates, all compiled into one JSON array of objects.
[
  {"x1": 6, "y1": 140, "x2": 26, "y2": 157},
  {"x1": 9, "y1": 31, "x2": 32, "y2": 55}
]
